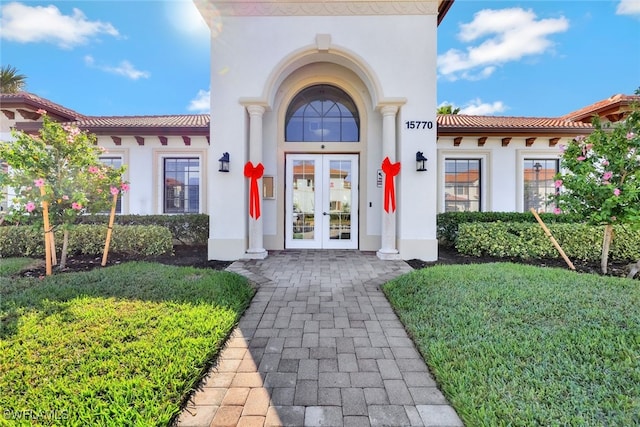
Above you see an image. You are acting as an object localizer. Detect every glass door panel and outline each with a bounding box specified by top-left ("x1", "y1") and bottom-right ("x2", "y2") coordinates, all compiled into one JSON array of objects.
[
  {"x1": 286, "y1": 154, "x2": 358, "y2": 249},
  {"x1": 327, "y1": 159, "x2": 352, "y2": 241},
  {"x1": 292, "y1": 159, "x2": 316, "y2": 242},
  {"x1": 322, "y1": 155, "x2": 358, "y2": 249}
]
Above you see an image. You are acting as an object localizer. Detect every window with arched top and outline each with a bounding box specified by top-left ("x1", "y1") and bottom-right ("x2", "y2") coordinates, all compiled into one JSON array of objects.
[{"x1": 285, "y1": 85, "x2": 360, "y2": 142}]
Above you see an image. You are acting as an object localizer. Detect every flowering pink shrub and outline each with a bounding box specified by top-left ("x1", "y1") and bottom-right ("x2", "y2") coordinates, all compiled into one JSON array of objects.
[
  {"x1": 0, "y1": 111, "x2": 130, "y2": 264},
  {"x1": 552, "y1": 91, "x2": 640, "y2": 272}
]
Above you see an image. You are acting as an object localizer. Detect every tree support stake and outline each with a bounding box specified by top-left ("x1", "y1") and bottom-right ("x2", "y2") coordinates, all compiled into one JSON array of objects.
[{"x1": 530, "y1": 208, "x2": 575, "y2": 271}]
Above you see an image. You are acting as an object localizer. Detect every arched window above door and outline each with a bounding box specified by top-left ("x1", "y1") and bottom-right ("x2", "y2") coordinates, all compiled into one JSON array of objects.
[{"x1": 285, "y1": 85, "x2": 360, "y2": 142}]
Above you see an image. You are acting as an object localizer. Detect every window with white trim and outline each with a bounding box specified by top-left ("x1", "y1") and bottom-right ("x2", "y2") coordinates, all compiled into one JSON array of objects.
[
  {"x1": 163, "y1": 157, "x2": 200, "y2": 213},
  {"x1": 100, "y1": 156, "x2": 123, "y2": 214},
  {"x1": 285, "y1": 85, "x2": 359, "y2": 142},
  {"x1": 444, "y1": 159, "x2": 481, "y2": 212},
  {"x1": 523, "y1": 158, "x2": 559, "y2": 213}
]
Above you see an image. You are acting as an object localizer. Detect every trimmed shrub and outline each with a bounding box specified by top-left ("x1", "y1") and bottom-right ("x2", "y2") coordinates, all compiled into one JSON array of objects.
[
  {"x1": 456, "y1": 222, "x2": 640, "y2": 262},
  {"x1": 0, "y1": 224, "x2": 173, "y2": 258},
  {"x1": 77, "y1": 214, "x2": 209, "y2": 245},
  {"x1": 2, "y1": 214, "x2": 209, "y2": 245},
  {"x1": 437, "y1": 211, "x2": 583, "y2": 246}
]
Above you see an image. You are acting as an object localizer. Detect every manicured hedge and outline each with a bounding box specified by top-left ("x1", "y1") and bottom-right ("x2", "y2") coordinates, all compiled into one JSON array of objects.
[
  {"x1": 78, "y1": 214, "x2": 208, "y2": 245},
  {"x1": 2, "y1": 214, "x2": 208, "y2": 245},
  {"x1": 456, "y1": 222, "x2": 640, "y2": 262},
  {"x1": 437, "y1": 211, "x2": 583, "y2": 246},
  {"x1": 0, "y1": 224, "x2": 173, "y2": 258}
]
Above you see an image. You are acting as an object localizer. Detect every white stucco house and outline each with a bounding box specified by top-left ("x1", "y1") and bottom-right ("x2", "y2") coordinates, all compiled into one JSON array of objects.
[{"x1": 1, "y1": 0, "x2": 638, "y2": 261}]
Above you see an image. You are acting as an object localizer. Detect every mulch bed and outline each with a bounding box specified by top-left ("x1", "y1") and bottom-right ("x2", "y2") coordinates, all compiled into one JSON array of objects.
[
  {"x1": 19, "y1": 245, "x2": 231, "y2": 278},
  {"x1": 17, "y1": 245, "x2": 637, "y2": 279}
]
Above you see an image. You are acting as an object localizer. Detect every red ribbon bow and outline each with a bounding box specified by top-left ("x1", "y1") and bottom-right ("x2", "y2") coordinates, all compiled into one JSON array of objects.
[
  {"x1": 381, "y1": 157, "x2": 400, "y2": 213},
  {"x1": 244, "y1": 161, "x2": 264, "y2": 219}
]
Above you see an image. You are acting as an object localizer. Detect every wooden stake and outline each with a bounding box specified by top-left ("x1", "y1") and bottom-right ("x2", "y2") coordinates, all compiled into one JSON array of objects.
[
  {"x1": 49, "y1": 231, "x2": 57, "y2": 265},
  {"x1": 530, "y1": 208, "x2": 575, "y2": 271},
  {"x1": 40, "y1": 186, "x2": 53, "y2": 276},
  {"x1": 101, "y1": 192, "x2": 118, "y2": 266},
  {"x1": 601, "y1": 224, "x2": 614, "y2": 274}
]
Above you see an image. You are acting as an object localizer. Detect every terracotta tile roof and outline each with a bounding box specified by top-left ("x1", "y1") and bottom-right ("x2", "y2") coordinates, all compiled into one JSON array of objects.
[
  {"x1": 0, "y1": 91, "x2": 85, "y2": 120},
  {"x1": 73, "y1": 115, "x2": 209, "y2": 137},
  {"x1": 523, "y1": 168, "x2": 556, "y2": 181},
  {"x1": 561, "y1": 94, "x2": 640, "y2": 123},
  {"x1": 76, "y1": 115, "x2": 209, "y2": 128},
  {"x1": 445, "y1": 171, "x2": 479, "y2": 183},
  {"x1": 292, "y1": 164, "x2": 348, "y2": 178},
  {"x1": 437, "y1": 114, "x2": 593, "y2": 136}
]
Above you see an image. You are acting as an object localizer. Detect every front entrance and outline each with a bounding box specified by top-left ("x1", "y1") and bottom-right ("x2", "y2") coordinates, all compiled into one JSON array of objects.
[{"x1": 285, "y1": 154, "x2": 358, "y2": 249}]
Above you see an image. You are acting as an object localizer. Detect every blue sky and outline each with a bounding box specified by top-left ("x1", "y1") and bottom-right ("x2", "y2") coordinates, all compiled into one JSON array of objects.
[{"x1": 1, "y1": 0, "x2": 639, "y2": 118}]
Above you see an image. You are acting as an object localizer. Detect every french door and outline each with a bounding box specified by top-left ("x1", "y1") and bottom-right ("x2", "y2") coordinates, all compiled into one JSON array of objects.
[{"x1": 285, "y1": 154, "x2": 358, "y2": 249}]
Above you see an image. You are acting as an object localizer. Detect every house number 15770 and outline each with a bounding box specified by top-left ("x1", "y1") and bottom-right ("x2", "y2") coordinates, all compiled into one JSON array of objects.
[{"x1": 405, "y1": 121, "x2": 434, "y2": 130}]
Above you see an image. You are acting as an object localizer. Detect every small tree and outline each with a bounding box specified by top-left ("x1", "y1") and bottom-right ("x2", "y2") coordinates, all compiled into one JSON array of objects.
[
  {"x1": 437, "y1": 104, "x2": 461, "y2": 115},
  {"x1": 552, "y1": 95, "x2": 640, "y2": 273},
  {"x1": 1, "y1": 65, "x2": 27, "y2": 93},
  {"x1": 0, "y1": 111, "x2": 128, "y2": 268}
]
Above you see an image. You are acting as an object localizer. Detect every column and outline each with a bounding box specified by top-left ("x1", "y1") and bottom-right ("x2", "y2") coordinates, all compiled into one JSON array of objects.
[
  {"x1": 377, "y1": 104, "x2": 401, "y2": 260},
  {"x1": 245, "y1": 104, "x2": 268, "y2": 259}
]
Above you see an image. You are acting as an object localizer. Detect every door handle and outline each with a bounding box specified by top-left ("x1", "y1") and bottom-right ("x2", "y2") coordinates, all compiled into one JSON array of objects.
[{"x1": 323, "y1": 212, "x2": 328, "y2": 216}]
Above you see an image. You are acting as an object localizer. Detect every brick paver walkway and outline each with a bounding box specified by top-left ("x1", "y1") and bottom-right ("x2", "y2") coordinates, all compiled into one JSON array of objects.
[{"x1": 176, "y1": 250, "x2": 463, "y2": 427}]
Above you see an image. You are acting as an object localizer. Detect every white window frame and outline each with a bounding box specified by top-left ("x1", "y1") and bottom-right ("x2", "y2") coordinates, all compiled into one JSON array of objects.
[
  {"x1": 99, "y1": 153, "x2": 127, "y2": 214},
  {"x1": 516, "y1": 149, "x2": 561, "y2": 213},
  {"x1": 438, "y1": 150, "x2": 490, "y2": 213},
  {"x1": 156, "y1": 151, "x2": 206, "y2": 215}
]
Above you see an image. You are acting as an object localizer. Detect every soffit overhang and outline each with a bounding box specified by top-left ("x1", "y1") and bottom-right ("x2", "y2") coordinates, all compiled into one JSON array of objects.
[{"x1": 195, "y1": 0, "x2": 444, "y2": 18}]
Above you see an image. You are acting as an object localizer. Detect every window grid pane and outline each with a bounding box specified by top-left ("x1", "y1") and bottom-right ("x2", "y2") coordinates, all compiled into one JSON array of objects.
[
  {"x1": 523, "y1": 159, "x2": 559, "y2": 213},
  {"x1": 285, "y1": 84, "x2": 360, "y2": 142},
  {"x1": 444, "y1": 159, "x2": 481, "y2": 212},
  {"x1": 100, "y1": 157, "x2": 123, "y2": 214},
  {"x1": 164, "y1": 158, "x2": 200, "y2": 214}
]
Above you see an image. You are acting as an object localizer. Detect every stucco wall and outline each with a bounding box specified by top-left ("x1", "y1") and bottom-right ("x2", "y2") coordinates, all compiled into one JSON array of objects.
[
  {"x1": 207, "y1": 13, "x2": 439, "y2": 260},
  {"x1": 95, "y1": 136, "x2": 209, "y2": 215},
  {"x1": 437, "y1": 136, "x2": 571, "y2": 213}
]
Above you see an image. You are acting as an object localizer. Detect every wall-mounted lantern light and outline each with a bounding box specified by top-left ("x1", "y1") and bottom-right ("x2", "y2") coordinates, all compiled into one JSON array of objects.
[
  {"x1": 416, "y1": 151, "x2": 428, "y2": 172},
  {"x1": 218, "y1": 152, "x2": 230, "y2": 172}
]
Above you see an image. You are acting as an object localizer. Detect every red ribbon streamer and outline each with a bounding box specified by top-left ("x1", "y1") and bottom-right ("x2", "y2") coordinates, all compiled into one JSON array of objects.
[
  {"x1": 244, "y1": 161, "x2": 264, "y2": 219},
  {"x1": 382, "y1": 157, "x2": 400, "y2": 213}
]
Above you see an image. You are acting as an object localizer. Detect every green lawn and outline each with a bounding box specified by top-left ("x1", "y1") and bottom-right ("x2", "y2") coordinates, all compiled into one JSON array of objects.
[
  {"x1": 384, "y1": 263, "x2": 640, "y2": 427},
  {"x1": 0, "y1": 260, "x2": 254, "y2": 426},
  {"x1": 0, "y1": 258, "x2": 41, "y2": 277}
]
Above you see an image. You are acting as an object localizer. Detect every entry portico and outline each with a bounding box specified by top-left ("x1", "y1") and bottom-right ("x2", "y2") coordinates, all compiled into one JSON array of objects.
[{"x1": 197, "y1": 1, "x2": 446, "y2": 261}]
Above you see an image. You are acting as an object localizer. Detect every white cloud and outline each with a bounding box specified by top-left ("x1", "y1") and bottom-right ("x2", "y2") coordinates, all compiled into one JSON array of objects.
[
  {"x1": 438, "y1": 8, "x2": 569, "y2": 81},
  {"x1": 616, "y1": 0, "x2": 640, "y2": 16},
  {"x1": 188, "y1": 89, "x2": 210, "y2": 113},
  {"x1": 438, "y1": 101, "x2": 457, "y2": 109},
  {"x1": 0, "y1": 2, "x2": 118, "y2": 49},
  {"x1": 459, "y1": 98, "x2": 507, "y2": 115},
  {"x1": 84, "y1": 55, "x2": 150, "y2": 80},
  {"x1": 105, "y1": 61, "x2": 150, "y2": 80}
]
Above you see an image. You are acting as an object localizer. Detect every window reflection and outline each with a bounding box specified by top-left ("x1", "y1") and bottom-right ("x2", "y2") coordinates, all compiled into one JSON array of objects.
[
  {"x1": 444, "y1": 159, "x2": 481, "y2": 212},
  {"x1": 523, "y1": 159, "x2": 559, "y2": 213},
  {"x1": 328, "y1": 160, "x2": 351, "y2": 240},
  {"x1": 285, "y1": 85, "x2": 359, "y2": 142},
  {"x1": 164, "y1": 158, "x2": 200, "y2": 213},
  {"x1": 292, "y1": 160, "x2": 315, "y2": 240}
]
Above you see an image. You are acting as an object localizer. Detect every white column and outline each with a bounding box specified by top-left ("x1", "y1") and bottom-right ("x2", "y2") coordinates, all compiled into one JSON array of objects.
[
  {"x1": 377, "y1": 105, "x2": 401, "y2": 260},
  {"x1": 245, "y1": 104, "x2": 268, "y2": 259}
]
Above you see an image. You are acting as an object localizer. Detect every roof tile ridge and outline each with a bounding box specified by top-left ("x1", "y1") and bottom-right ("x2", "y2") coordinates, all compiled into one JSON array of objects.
[
  {"x1": 16, "y1": 91, "x2": 87, "y2": 119},
  {"x1": 79, "y1": 113, "x2": 209, "y2": 119}
]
